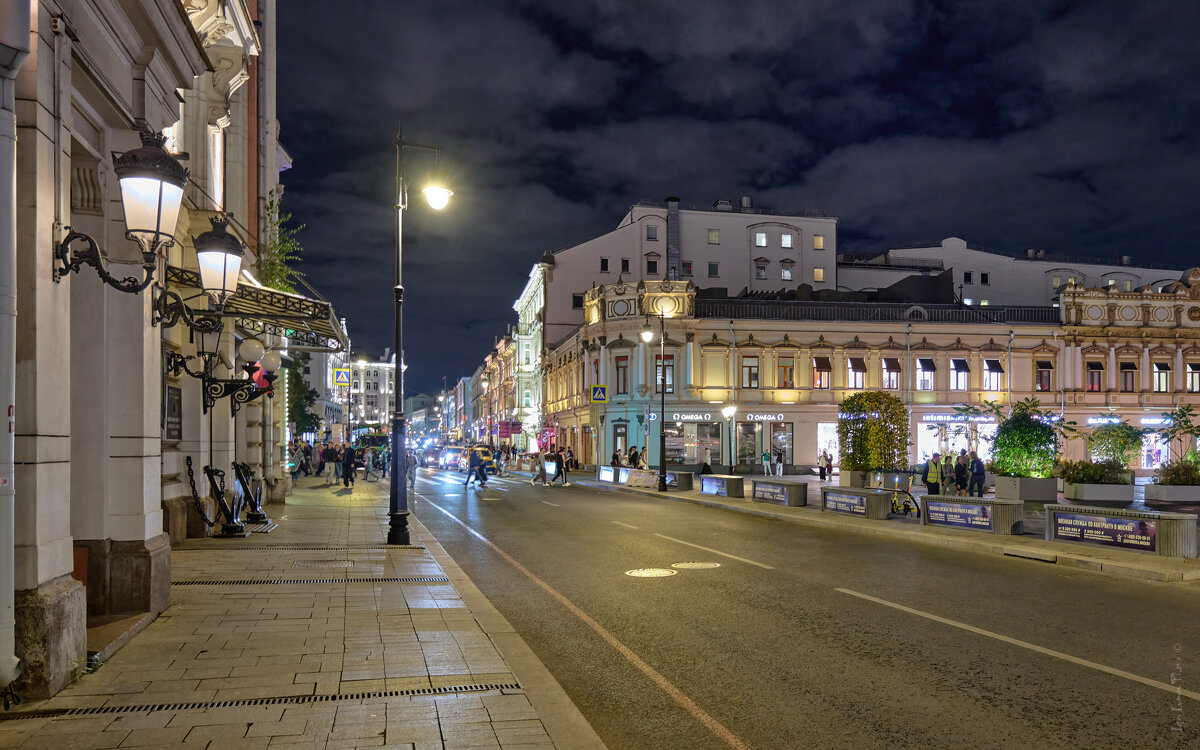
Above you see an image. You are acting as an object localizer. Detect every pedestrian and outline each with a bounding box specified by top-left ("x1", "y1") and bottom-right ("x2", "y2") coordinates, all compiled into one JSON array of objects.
[
  {"x1": 341, "y1": 445, "x2": 357, "y2": 489},
  {"x1": 380, "y1": 445, "x2": 389, "y2": 478},
  {"x1": 818, "y1": 451, "x2": 827, "y2": 481},
  {"x1": 629, "y1": 446, "x2": 640, "y2": 469},
  {"x1": 775, "y1": 449, "x2": 785, "y2": 476},
  {"x1": 315, "y1": 444, "x2": 326, "y2": 477},
  {"x1": 762, "y1": 448, "x2": 772, "y2": 475},
  {"x1": 289, "y1": 442, "x2": 302, "y2": 481},
  {"x1": 406, "y1": 449, "x2": 417, "y2": 490},
  {"x1": 476, "y1": 449, "x2": 490, "y2": 486},
  {"x1": 566, "y1": 447, "x2": 575, "y2": 471},
  {"x1": 550, "y1": 447, "x2": 571, "y2": 486},
  {"x1": 922, "y1": 452, "x2": 942, "y2": 496},
  {"x1": 363, "y1": 447, "x2": 380, "y2": 481},
  {"x1": 943, "y1": 454, "x2": 956, "y2": 491},
  {"x1": 531, "y1": 450, "x2": 548, "y2": 486},
  {"x1": 954, "y1": 454, "x2": 969, "y2": 496},
  {"x1": 968, "y1": 451, "x2": 986, "y2": 498},
  {"x1": 611, "y1": 450, "x2": 621, "y2": 469}
]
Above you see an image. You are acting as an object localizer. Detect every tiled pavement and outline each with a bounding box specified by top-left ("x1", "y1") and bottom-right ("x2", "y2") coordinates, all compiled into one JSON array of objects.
[{"x1": 0, "y1": 477, "x2": 605, "y2": 749}]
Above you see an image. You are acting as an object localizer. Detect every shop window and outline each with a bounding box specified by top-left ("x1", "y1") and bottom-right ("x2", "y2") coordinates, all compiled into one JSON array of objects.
[
  {"x1": 1035, "y1": 361, "x2": 1053, "y2": 392},
  {"x1": 847, "y1": 357, "x2": 866, "y2": 389},
  {"x1": 656, "y1": 354, "x2": 674, "y2": 393},
  {"x1": 646, "y1": 225, "x2": 658, "y2": 240},
  {"x1": 950, "y1": 359, "x2": 969, "y2": 390},
  {"x1": 1120, "y1": 362, "x2": 1137, "y2": 392},
  {"x1": 600, "y1": 257, "x2": 609, "y2": 272},
  {"x1": 615, "y1": 356, "x2": 629, "y2": 394},
  {"x1": 755, "y1": 232, "x2": 767, "y2": 247},
  {"x1": 917, "y1": 358, "x2": 936, "y2": 390},
  {"x1": 882, "y1": 357, "x2": 901, "y2": 390},
  {"x1": 708, "y1": 229, "x2": 720, "y2": 244},
  {"x1": 1189, "y1": 363, "x2": 1200, "y2": 393},
  {"x1": 983, "y1": 359, "x2": 1004, "y2": 391},
  {"x1": 781, "y1": 233, "x2": 793, "y2": 248},
  {"x1": 741, "y1": 355, "x2": 760, "y2": 388},
  {"x1": 1086, "y1": 361, "x2": 1104, "y2": 392},
  {"x1": 813, "y1": 356, "x2": 831, "y2": 389},
  {"x1": 777, "y1": 356, "x2": 795, "y2": 388},
  {"x1": 1153, "y1": 362, "x2": 1171, "y2": 392}
]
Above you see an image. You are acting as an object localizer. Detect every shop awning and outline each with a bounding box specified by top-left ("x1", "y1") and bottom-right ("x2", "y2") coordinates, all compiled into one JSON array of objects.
[
  {"x1": 813, "y1": 356, "x2": 832, "y2": 371},
  {"x1": 849, "y1": 357, "x2": 867, "y2": 372},
  {"x1": 985, "y1": 359, "x2": 1004, "y2": 373},
  {"x1": 166, "y1": 265, "x2": 348, "y2": 352},
  {"x1": 1087, "y1": 361, "x2": 1105, "y2": 370},
  {"x1": 1189, "y1": 363, "x2": 1200, "y2": 372},
  {"x1": 1036, "y1": 360, "x2": 1054, "y2": 369},
  {"x1": 1155, "y1": 362, "x2": 1171, "y2": 371},
  {"x1": 917, "y1": 358, "x2": 936, "y2": 371},
  {"x1": 883, "y1": 357, "x2": 901, "y2": 371},
  {"x1": 951, "y1": 358, "x2": 970, "y2": 372},
  {"x1": 1120, "y1": 361, "x2": 1138, "y2": 371}
]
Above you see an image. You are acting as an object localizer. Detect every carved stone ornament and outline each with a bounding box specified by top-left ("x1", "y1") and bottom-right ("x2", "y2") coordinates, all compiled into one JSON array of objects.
[{"x1": 1189, "y1": 307, "x2": 1200, "y2": 321}]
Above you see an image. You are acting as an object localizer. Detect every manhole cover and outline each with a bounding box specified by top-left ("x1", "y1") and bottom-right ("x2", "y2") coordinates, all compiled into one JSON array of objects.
[
  {"x1": 292, "y1": 560, "x2": 354, "y2": 569},
  {"x1": 671, "y1": 562, "x2": 721, "y2": 569},
  {"x1": 625, "y1": 568, "x2": 678, "y2": 577}
]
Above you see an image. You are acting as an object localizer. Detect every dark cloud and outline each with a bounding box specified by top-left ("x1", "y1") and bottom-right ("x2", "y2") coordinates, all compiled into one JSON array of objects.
[{"x1": 278, "y1": 0, "x2": 1200, "y2": 393}]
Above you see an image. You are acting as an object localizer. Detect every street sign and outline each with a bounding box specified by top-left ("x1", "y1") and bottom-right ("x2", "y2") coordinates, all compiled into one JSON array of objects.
[
  {"x1": 333, "y1": 368, "x2": 351, "y2": 387},
  {"x1": 591, "y1": 385, "x2": 608, "y2": 403},
  {"x1": 648, "y1": 412, "x2": 657, "y2": 421}
]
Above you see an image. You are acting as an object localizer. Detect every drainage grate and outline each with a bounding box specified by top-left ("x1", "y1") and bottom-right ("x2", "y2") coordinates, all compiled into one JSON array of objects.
[
  {"x1": 172, "y1": 576, "x2": 450, "y2": 586},
  {"x1": 172, "y1": 545, "x2": 422, "y2": 551},
  {"x1": 291, "y1": 560, "x2": 355, "y2": 569},
  {"x1": 0, "y1": 682, "x2": 520, "y2": 721}
]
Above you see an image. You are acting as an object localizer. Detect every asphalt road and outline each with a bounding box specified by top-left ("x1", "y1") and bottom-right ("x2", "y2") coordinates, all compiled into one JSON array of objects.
[{"x1": 412, "y1": 468, "x2": 1199, "y2": 750}]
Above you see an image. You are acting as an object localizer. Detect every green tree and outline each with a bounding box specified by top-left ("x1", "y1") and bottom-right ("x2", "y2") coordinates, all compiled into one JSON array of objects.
[
  {"x1": 286, "y1": 351, "x2": 321, "y2": 434},
  {"x1": 836, "y1": 391, "x2": 911, "y2": 472},
  {"x1": 256, "y1": 189, "x2": 304, "y2": 292},
  {"x1": 957, "y1": 397, "x2": 1077, "y2": 477},
  {"x1": 1086, "y1": 422, "x2": 1144, "y2": 465},
  {"x1": 1158, "y1": 405, "x2": 1200, "y2": 462}
]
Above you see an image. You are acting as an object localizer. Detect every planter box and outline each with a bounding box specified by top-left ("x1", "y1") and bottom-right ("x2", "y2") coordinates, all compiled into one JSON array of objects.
[
  {"x1": 994, "y1": 476, "x2": 1057, "y2": 504},
  {"x1": 839, "y1": 470, "x2": 870, "y2": 488},
  {"x1": 1063, "y1": 482, "x2": 1135, "y2": 504},
  {"x1": 1145, "y1": 484, "x2": 1200, "y2": 504}
]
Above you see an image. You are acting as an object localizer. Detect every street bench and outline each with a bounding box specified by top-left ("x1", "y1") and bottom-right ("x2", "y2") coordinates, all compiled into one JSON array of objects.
[
  {"x1": 751, "y1": 480, "x2": 807, "y2": 507},
  {"x1": 597, "y1": 466, "x2": 617, "y2": 483},
  {"x1": 666, "y1": 471, "x2": 694, "y2": 491},
  {"x1": 1044, "y1": 504, "x2": 1197, "y2": 558},
  {"x1": 920, "y1": 495, "x2": 1023, "y2": 535},
  {"x1": 699, "y1": 474, "x2": 744, "y2": 498},
  {"x1": 820, "y1": 486, "x2": 893, "y2": 519},
  {"x1": 625, "y1": 469, "x2": 659, "y2": 488}
]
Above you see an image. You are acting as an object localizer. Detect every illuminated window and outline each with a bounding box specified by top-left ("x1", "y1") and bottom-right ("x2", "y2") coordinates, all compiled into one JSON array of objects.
[
  {"x1": 1087, "y1": 361, "x2": 1104, "y2": 391},
  {"x1": 812, "y1": 356, "x2": 831, "y2": 389},
  {"x1": 755, "y1": 263, "x2": 767, "y2": 280},
  {"x1": 814, "y1": 234, "x2": 824, "y2": 250},
  {"x1": 1188, "y1": 363, "x2": 1200, "y2": 393},
  {"x1": 656, "y1": 354, "x2": 674, "y2": 393},
  {"x1": 1124, "y1": 280, "x2": 1132, "y2": 291},
  {"x1": 847, "y1": 357, "x2": 866, "y2": 389},
  {"x1": 781, "y1": 261, "x2": 793, "y2": 281},
  {"x1": 1035, "y1": 361, "x2": 1053, "y2": 391},
  {"x1": 777, "y1": 356, "x2": 794, "y2": 388},
  {"x1": 781, "y1": 234, "x2": 793, "y2": 248},
  {"x1": 983, "y1": 360, "x2": 1004, "y2": 391},
  {"x1": 708, "y1": 229, "x2": 720, "y2": 244},
  {"x1": 813, "y1": 267, "x2": 825, "y2": 282},
  {"x1": 1153, "y1": 362, "x2": 1171, "y2": 393},
  {"x1": 741, "y1": 356, "x2": 759, "y2": 388},
  {"x1": 1120, "y1": 362, "x2": 1137, "y2": 392},
  {"x1": 755, "y1": 232, "x2": 767, "y2": 247},
  {"x1": 615, "y1": 356, "x2": 629, "y2": 394},
  {"x1": 882, "y1": 358, "x2": 901, "y2": 389},
  {"x1": 1052, "y1": 276, "x2": 1061, "y2": 287},
  {"x1": 917, "y1": 358, "x2": 935, "y2": 390},
  {"x1": 950, "y1": 359, "x2": 969, "y2": 390}
]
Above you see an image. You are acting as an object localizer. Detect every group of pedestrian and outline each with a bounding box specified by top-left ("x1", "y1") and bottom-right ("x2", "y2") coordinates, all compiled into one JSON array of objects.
[
  {"x1": 531, "y1": 445, "x2": 571, "y2": 486},
  {"x1": 923, "y1": 449, "x2": 986, "y2": 497},
  {"x1": 816, "y1": 450, "x2": 833, "y2": 480},
  {"x1": 611, "y1": 446, "x2": 645, "y2": 469},
  {"x1": 760, "y1": 448, "x2": 787, "y2": 476}
]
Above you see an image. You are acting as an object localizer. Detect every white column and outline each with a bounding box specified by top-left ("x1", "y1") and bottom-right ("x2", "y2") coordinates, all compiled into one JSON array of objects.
[
  {"x1": 1141, "y1": 347, "x2": 1151, "y2": 391},
  {"x1": 1175, "y1": 347, "x2": 1184, "y2": 393},
  {"x1": 1108, "y1": 348, "x2": 1117, "y2": 391}
]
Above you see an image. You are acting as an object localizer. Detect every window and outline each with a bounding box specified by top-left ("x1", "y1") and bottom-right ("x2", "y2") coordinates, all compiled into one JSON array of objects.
[
  {"x1": 882, "y1": 358, "x2": 901, "y2": 390},
  {"x1": 1068, "y1": 276, "x2": 1077, "y2": 285},
  {"x1": 1188, "y1": 363, "x2": 1200, "y2": 393},
  {"x1": 656, "y1": 354, "x2": 674, "y2": 393},
  {"x1": 708, "y1": 229, "x2": 720, "y2": 244},
  {"x1": 1052, "y1": 276, "x2": 1061, "y2": 288},
  {"x1": 813, "y1": 267, "x2": 825, "y2": 282},
  {"x1": 917, "y1": 358, "x2": 936, "y2": 390},
  {"x1": 1086, "y1": 361, "x2": 1104, "y2": 392},
  {"x1": 1153, "y1": 362, "x2": 1171, "y2": 393},
  {"x1": 1124, "y1": 280, "x2": 1132, "y2": 291},
  {"x1": 1120, "y1": 362, "x2": 1137, "y2": 392},
  {"x1": 600, "y1": 258, "x2": 609, "y2": 272},
  {"x1": 755, "y1": 232, "x2": 767, "y2": 247},
  {"x1": 615, "y1": 356, "x2": 629, "y2": 394},
  {"x1": 950, "y1": 359, "x2": 970, "y2": 390},
  {"x1": 708, "y1": 262, "x2": 719, "y2": 277},
  {"x1": 572, "y1": 294, "x2": 583, "y2": 309},
  {"x1": 647, "y1": 258, "x2": 659, "y2": 274},
  {"x1": 755, "y1": 263, "x2": 767, "y2": 280},
  {"x1": 777, "y1": 356, "x2": 795, "y2": 388},
  {"x1": 681, "y1": 260, "x2": 693, "y2": 276},
  {"x1": 980, "y1": 300, "x2": 990, "y2": 306},
  {"x1": 303, "y1": 366, "x2": 311, "y2": 374},
  {"x1": 812, "y1": 356, "x2": 831, "y2": 389},
  {"x1": 847, "y1": 357, "x2": 866, "y2": 389},
  {"x1": 983, "y1": 359, "x2": 1004, "y2": 391},
  {"x1": 523, "y1": 390, "x2": 531, "y2": 407},
  {"x1": 781, "y1": 266, "x2": 792, "y2": 281},
  {"x1": 646, "y1": 225, "x2": 658, "y2": 241},
  {"x1": 814, "y1": 234, "x2": 825, "y2": 250},
  {"x1": 963, "y1": 298, "x2": 973, "y2": 305},
  {"x1": 981, "y1": 272, "x2": 990, "y2": 285},
  {"x1": 1035, "y1": 361, "x2": 1053, "y2": 392},
  {"x1": 781, "y1": 234, "x2": 793, "y2": 248},
  {"x1": 741, "y1": 355, "x2": 760, "y2": 388},
  {"x1": 621, "y1": 258, "x2": 630, "y2": 273},
  {"x1": 964, "y1": 271, "x2": 973, "y2": 284}
]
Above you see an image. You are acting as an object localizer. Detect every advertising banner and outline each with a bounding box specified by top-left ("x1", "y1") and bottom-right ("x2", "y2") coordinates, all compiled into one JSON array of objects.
[
  {"x1": 825, "y1": 491, "x2": 866, "y2": 516},
  {"x1": 925, "y1": 501, "x2": 993, "y2": 531},
  {"x1": 754, "y1": 483, "x2": 788, "y2": 504},
  {"x1": 701, "y1": 476, "x2": 729, "y2": 496},
  {"x1": 598, "y1": 466, "x2": 615, "y2": 482},
  {"x1": 1053, "y1": 512, "x2": 1157, "y2": 552}
]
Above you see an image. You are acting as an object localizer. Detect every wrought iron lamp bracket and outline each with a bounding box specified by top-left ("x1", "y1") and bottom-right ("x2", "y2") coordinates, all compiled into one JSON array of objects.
[
  {"x1": 52, "y1": 225, "x2": 174, "y2": 294},
  {"x1": 153, "y1": 286, "x2": 224, "y2": 334}
]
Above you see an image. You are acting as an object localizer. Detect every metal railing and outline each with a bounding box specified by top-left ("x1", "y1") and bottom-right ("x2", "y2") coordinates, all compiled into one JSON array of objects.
[{"x1": 695, "y1": 299, "x2": 1060, "y2": 324}]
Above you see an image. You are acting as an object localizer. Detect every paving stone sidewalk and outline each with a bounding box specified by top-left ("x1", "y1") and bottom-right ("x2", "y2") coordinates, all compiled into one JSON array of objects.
[{"x1": 0, "y1": 477, "x2": 604, "y2": 750}]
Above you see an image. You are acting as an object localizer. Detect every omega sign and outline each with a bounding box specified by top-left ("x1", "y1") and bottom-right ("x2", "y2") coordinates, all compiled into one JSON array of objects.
[
  {"x1": 670, "y1": 412, "x2": 712, "y2": 422},
  {"x1": 745, "y1": 413, "x2": 785, "y2": 421}
]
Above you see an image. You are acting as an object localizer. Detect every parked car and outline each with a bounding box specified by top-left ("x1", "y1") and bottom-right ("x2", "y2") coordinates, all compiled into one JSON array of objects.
[
  {"x1": 439, "y1": 446, "x2": 465, "y2": 470},
  {"x1": 458, "y1": 446, "x2": 494, "y2": 474}
]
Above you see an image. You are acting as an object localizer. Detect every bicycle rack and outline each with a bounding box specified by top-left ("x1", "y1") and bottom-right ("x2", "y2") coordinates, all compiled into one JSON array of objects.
[{"x1": 233, "y1": 461, "x2": 269, "y2": 524}]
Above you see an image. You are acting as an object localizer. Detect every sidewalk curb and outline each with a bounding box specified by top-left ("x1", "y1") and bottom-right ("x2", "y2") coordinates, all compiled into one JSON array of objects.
[
  {"x1": 552, "y1": 474, "x2": 1200, "y2": 584},
  {"x1": 410, "y1": 514, "x2": 609, "y2": 750}
]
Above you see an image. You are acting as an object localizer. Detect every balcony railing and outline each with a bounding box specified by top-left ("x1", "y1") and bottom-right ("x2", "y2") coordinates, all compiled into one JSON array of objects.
[{"x1": 694, "y1": 299, "x2": 1059, "y2": 325}]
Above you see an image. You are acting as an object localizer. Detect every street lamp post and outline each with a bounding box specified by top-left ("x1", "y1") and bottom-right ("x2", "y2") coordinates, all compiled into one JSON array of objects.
[
  {"x1": 722, "y1": 405, "x2": 737, "y2": 472},
  {"x1": 642, "y1": 315, "x2": 668, "y2": 491},
  {"x1": 389, "y1": 124, "x2": 452, "y2": 546}
]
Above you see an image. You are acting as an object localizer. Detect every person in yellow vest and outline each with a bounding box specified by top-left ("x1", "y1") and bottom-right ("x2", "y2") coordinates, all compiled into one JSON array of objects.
[{"x1": 922, "y1": 452, "x2": 942, "y2": 495}]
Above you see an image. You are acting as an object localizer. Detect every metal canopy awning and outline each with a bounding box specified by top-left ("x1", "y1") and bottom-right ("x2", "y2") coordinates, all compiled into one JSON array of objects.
[{"x1": 166, "y1": 265, "x2": 348, "y2": 352}]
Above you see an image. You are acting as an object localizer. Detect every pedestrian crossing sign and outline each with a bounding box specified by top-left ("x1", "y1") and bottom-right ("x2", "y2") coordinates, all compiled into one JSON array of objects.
[
  {"x1": 591, "y1": 386, "x2": 608, "y2": 403},
  {"x1": 333, "y1": 368, "x2": 351, "y2": 387}
]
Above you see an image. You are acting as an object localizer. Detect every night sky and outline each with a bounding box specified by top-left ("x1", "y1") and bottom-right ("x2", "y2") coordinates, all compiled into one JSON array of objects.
[{"x1": 277, "y1": 0, "x2": 1200, "y2": 394}]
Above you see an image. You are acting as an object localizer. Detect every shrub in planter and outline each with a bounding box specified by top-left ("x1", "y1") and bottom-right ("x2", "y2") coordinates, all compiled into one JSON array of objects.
[
  {"x1": 992, "y1": 411, "x2": 1058, "y2": 478},
  {"x1": 1056, "y1": 459, "x2": 1131, "y2": 485},
  {"x1": 837, "y1": 391, "x2": 910, "y2": 486},
  {"x1": 1146, "y1": 459, "x2": 1200, "y2": 503},
  {"x1": 1086, "y1": 422, "x2": 1144, "y2": 465}
]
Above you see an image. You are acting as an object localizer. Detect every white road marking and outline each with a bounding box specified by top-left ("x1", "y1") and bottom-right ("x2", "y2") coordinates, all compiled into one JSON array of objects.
[
  {"x1": 836, "y1": 587, "x2": 1200, "y2": 703},
  {"x1": 652, "y1": 534, "x2": 775, "y2": 570},
  {"x1": 541, "y1": 501, "x2": 559, "y2": 507},
  {"x1": 612, "y1": 521, "x2": 639, "y2": 530}
]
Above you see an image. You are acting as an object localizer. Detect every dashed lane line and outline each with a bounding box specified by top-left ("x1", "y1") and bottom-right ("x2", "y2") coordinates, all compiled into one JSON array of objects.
[
  {"x1": 836, "y1": 587, "x2": 1200, "y2": 703},
  {"x1": 652, "y1": 534, "x2": 775, "y2": 570},
  {"x1": 612, "y1": 521, "x2": 639, "y2": 530},
  {"x1": 541, "y1": 501, "x2": 560, "y2": 507}
]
